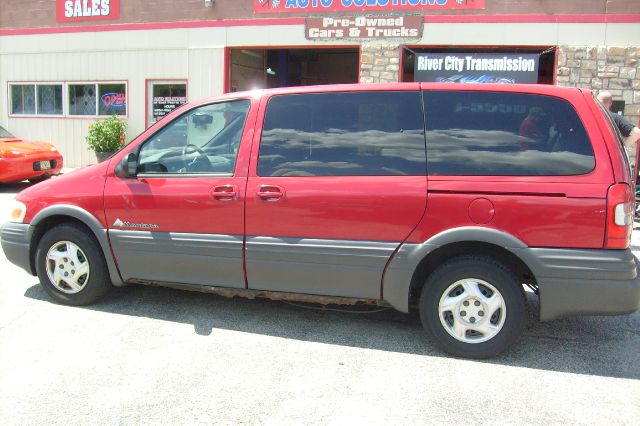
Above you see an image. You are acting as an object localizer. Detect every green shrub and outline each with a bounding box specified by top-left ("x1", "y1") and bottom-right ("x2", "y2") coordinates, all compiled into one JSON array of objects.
[{"x1": 86, "y1": 116, "x2": 127, "y2": 153}]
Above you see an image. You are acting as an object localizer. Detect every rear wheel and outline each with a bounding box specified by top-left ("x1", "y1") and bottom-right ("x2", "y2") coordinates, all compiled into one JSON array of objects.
[
  {"x1": 419, "y1": 256, "x2": 526, "y2": 358},
  {"x1": 35, "y1": 224, "x2": 112, "y2": 305}
]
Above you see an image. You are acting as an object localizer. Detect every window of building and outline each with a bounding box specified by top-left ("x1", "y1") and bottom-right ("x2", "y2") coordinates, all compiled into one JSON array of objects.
[
  {"x1": 37, "y1": 85, "x2": 63, "y2": 115},
  {"x1": 69, "y1": 82, "x2": 127, "y2": 116},
  {"x1": 423, "y1": 91, "x2": 595, "y2": 176},
  {"x1": 147, "y1": 81, "x2": 188, "y2": 127},
  {"x1": 228, "y1": 48, "x2": 359, "y2": 92},
  {"x1": 10, "y1": 83, "x2": 63, "y2": 115},
  {"x1": 137, "y1": 99, "x2": 250, "y2": 175},
  {"x1": 258, "y1": 91, "x2": 426, "y2": 177}
]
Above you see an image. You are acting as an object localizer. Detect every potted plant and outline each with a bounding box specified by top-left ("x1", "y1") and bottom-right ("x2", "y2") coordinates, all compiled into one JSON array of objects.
[{"x1": 86, "y1": 115, "x2": 127, "y2": 162}]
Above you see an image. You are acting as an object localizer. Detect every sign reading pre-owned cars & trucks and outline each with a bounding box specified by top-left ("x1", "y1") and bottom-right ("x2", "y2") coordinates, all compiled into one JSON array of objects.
[
  {"x1": 254, "y1": 0, "x2": 485, "y2": 14},
  {"x1": 306, "y1": 15, "x2": 423, "y2": 40},
  {"x1": 56, "y1": 0, "x2": 120, "y2": 22}
]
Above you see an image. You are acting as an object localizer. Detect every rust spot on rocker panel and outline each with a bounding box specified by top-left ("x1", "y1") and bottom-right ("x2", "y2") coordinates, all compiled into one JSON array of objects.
[{"x1": 129, "y1": 279, "x2": 388, "y2": 307}]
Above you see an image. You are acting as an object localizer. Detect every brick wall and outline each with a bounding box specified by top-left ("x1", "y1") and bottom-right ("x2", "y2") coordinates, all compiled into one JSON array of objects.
[{"x1": 557, "y1": 46, "x2": 640, "y2": 124}]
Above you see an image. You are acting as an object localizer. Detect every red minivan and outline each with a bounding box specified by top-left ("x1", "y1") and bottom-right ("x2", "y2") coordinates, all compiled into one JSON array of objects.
[{"x1": 2, "y1": 83, "x2": 639, "y2": 358}]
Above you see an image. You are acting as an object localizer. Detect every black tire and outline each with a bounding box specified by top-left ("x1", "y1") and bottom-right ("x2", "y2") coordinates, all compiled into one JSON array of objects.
[
  {"x1": 419, "y1": 256, "x2": 526, "y2": 359},
  {"x1": 35, "y1": 223, "x2": 112, "y2": 306}
]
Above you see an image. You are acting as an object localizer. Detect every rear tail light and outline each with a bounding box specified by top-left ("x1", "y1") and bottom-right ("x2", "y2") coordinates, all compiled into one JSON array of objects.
[{"x1": 605, "y1": 183, "x2": 633, "y2": 249}]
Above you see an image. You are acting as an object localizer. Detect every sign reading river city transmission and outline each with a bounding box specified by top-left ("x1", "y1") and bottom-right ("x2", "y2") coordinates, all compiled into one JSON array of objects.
[
  {"x1": 254, "y1": 0, "x2": 485, "y2": 14},
  {"x1": 414, "y1": 53, "x2": 540, "y2": 84}
]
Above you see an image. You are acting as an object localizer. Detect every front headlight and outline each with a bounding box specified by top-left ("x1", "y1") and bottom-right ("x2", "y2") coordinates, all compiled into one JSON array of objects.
[{"x1": 8, "y1": 200, "x2": 27, "y2": 223}]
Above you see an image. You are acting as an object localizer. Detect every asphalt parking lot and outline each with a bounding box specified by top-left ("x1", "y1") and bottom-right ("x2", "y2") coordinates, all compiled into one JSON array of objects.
[{"x1": 1, "y1": 179, "x2": 639, "y2": 425}]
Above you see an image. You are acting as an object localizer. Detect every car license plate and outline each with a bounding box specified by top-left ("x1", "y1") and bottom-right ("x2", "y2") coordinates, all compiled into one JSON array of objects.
[{"x1": 37, "y1": 161, "x2": 51, "y2": 170}]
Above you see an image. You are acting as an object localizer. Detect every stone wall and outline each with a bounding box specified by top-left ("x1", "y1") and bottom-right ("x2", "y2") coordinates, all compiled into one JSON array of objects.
[
  {"x1": 359, "y1": 44, "x2": 640, "y2": 125},
  {"x1": 557, "y1": 46, "x2": 640, "y2": 124},
  {"x1": 360, "y1": 44, "x2": 400, "y2": 84}
]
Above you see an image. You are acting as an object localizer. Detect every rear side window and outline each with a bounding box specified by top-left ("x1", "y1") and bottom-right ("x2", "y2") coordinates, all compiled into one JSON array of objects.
[
  {"x1": 423, "y1": 91, "x2": 595, "y2": 176},
  {"x1": 258, "y1": 91, "x2": 426, "y2": 177}
]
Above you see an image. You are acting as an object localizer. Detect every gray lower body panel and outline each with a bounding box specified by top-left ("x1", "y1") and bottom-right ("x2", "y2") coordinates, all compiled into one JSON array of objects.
[
  {"x1": 1, "y1": 222, "x2": 32, "y2": 274},
  {"x1": 383, "y1": 236, "x2": 640, "y2": 319},
  {"x1": 245, "y1": 236, "x2": 398, "y2": 299},
  {"x1": 518, "y1": 247, "x2": 640, "y2": 321},
  {"x1": 109, "y1": 230, "x2": 245, "y2": 289}
]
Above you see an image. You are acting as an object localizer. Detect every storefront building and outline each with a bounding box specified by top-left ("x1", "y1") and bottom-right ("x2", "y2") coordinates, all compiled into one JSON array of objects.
[{"x1": 1, "y1": 0, "x2": 639, "y2": 167}]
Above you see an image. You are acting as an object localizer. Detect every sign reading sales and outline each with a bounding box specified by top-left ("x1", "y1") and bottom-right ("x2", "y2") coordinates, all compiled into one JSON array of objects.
[
  {"x1": 56, "y1": 0, "x2": 120, "y2": 22},
  {"x1": 255, "y1": 0, "x2": 485, "y2": 14}
]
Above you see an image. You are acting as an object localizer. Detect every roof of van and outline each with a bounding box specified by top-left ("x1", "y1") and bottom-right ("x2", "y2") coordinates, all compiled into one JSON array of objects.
[{"x1": 205, "y1": 82, "x2": 588, "y2": 104}]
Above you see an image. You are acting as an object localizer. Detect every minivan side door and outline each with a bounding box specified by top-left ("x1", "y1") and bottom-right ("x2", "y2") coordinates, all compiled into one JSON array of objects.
[
  {"x1": 104, "y1": 98, "x2": 257, "y2": 288},
  {"x1": 244, "y1": 88, "x2": 428, "y2": 299},
  {"x1": 416, "y1": 89, "x2": 611, "y2": 248}
]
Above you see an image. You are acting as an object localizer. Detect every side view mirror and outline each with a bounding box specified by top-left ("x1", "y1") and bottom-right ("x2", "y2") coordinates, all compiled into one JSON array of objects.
[{"x1": 115, "y1": 152, "x2": 138, "y2": 178}]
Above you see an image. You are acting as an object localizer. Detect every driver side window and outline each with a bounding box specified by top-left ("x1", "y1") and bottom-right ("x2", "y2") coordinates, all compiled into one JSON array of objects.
[{"x1": 138, "y1": 99, "x2": 250, "y2": 175}]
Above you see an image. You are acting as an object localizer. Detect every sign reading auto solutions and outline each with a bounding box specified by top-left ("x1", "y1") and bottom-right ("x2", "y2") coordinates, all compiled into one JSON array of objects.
[
  {"x1": 56, "y1": 0, "x2": 120, "y2": 22},
  {"x1": 255, "y1": 0, "x2": 485, "y2": 14},
  {"x1": 307, "y1": 16, "x2": 422, "y2": 40}
]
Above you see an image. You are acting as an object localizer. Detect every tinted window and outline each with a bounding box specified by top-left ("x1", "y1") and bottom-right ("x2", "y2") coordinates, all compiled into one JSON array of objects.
[
  {"x1": 98, "y1": 83, "x2": 127, "y2": 116},
  {"x1": 423, "y1": 91, "x2": 595, "y2": 176},
  {"x1": 37, "y1": 85, "x2": 63, "y2": 115},
  {"x1": 69, "y1": 84, "x2": 97, "y2": 116},
  {"x1": 258, "y1": 91, "x2": 426, "y2": 177},
  {"x1": 0, "y1": 126, "x2": 15, "y2": 138},
  {"x1": 11, "y1": 85, "x2": 36, "y2": 115},
  {"x1": 138, "y1": 100, "x2": 250, "y2": 175}
]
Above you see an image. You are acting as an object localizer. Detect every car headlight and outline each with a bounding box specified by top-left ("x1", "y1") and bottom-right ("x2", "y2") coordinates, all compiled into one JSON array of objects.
[{"x1": 8, "y1": 200, "x2": 27, "y2": 223}]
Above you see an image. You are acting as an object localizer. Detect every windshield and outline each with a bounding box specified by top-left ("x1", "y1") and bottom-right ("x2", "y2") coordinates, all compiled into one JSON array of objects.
[{"x1": 0, "y1": 126, "x2": 15, "y2": 138}]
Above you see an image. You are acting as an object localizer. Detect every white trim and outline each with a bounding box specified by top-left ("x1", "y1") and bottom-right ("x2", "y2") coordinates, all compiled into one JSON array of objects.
[{"x1": 8, "y1": 82, "x2": 64, "y2": 117}]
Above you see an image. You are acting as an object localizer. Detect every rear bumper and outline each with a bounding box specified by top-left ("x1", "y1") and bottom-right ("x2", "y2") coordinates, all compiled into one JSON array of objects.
[
  {"x1": 0, "y1": 222, "x2": 33, "y2": 275},
  {"x1": 520, "y1": 248, "x2": 640, "y2": 321},
  {"x1": 0, "y1": 155, "x2": 63, "y2": 183}
]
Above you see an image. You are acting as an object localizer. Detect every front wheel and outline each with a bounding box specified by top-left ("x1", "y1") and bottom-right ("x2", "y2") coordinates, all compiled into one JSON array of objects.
[
  {"x1": 35, "y1": 223, "x2": 112, "y2": 306},
  {"x1": 419, "y1": 256, "x2": 526, "y2": 359}
]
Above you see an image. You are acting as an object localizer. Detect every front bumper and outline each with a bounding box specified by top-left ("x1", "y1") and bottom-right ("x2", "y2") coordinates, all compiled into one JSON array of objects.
[
  {"x1": 520, "y1": 248, "x2": 640, "y2": 321},
  {"x1": 0, "y1": 222, "x2": 33, "y2": 275}
]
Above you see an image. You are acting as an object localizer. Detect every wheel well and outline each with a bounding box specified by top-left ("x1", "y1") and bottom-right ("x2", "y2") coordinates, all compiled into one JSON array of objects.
[
  {"x1": 407, "y1": 241, "x2": 537, "y2": 311},
  {"x1": 28, "y1": 215, "x2": 96, "y2": 274}
]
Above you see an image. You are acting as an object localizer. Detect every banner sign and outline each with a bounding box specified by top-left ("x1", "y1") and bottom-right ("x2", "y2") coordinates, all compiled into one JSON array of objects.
[
  {"x1": 254, "y1": 0, "x2": 485, "y2": 14},
  {"x1": 56, "y1": 0, "x2": 120, "y2": 22},
  {"x1": 414, "y1": 53, "x2": 540, "y2": 84},
  {"x1": 153, "y1": 96, "x2": 188, "y2": 121},
  {"x1": 306, "y1": 15, "x2": 422, "y2": 40}
]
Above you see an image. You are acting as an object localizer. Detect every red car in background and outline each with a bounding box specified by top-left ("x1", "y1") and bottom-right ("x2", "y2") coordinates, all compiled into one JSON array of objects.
[{"x1": 0, "y1": 126, "x2": 63, "y2": 183}]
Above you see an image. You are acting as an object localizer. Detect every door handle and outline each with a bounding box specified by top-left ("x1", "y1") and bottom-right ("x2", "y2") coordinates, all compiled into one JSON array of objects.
[
  {"x1": 211, "y1": 185, "x2": 238, "y2": 201},
  {"x1": 257, "y1": 185, "x2": 285, "y2": 201}
]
